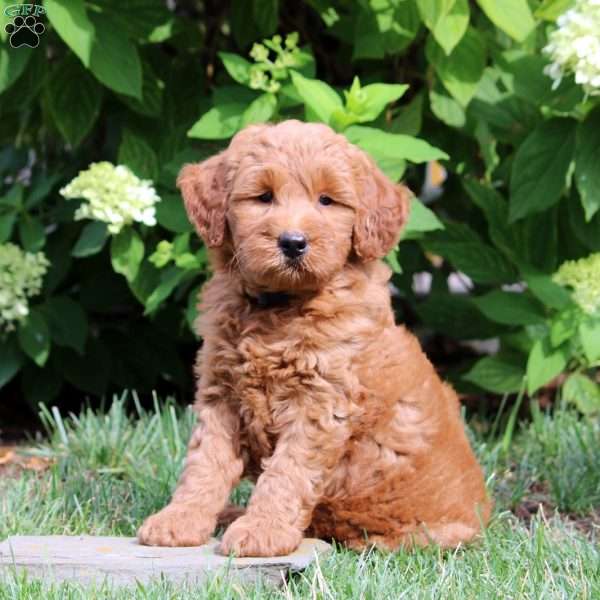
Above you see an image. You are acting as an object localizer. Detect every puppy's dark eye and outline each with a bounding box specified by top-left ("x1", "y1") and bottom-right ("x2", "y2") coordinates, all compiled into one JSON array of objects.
[
  {"x1": 258, "y1": 191, "x2": 274, "y2": 203},
  {"x1": 319, "y1": 195, "x2": 334, "y2": 206}
]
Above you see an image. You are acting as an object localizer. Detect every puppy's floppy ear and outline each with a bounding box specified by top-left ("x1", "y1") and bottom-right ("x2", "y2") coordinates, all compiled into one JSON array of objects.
[
  {"x1": 352, "y1": 151, "x2": 412, "y2": 262},
  {"x1": 177, "y1": 153, "x2": 229, "y2": 247}
]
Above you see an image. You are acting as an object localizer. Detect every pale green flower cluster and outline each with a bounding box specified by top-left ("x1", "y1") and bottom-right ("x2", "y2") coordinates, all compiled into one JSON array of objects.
[
  {"x1": 60, "y1": 162, "x2": 161, "y2": 234},
  {"x1": 543, "y1": 0, "x2": 600, "y2": 95},
  {"x1": 554, "y1": 253, "x2": 600, "y2": 314},
  {"x1": 249, "y1": 32, "x2": 301, "y2": 94},
  {"x1": 0, "y1": 243, "x2": 49, "y2": 332}
]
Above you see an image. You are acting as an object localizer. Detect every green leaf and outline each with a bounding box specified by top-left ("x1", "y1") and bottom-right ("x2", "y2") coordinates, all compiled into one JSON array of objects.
[
  {"x1": 253, "y1": 0, "x2": 279, "y2": 36},
  {"x1": 0, "y1": 43, "x2": 32, "y2": 93},
  {"x1": 110, "y1": 228, "x2": 145, "y2": 282},
  {"x1": 186, "y1": 285, "x2": 202, "y2": 334},
  {"x1": 47, "y1": 56, "x2": 102, "y2": 147},
  {"x1": 464, "y1": 179, "x2": 561, "y2": 272},
  {"x1": 345, "y1": 126, "x2": 449, "y2": 163},
  {"x1": 94, "y1": 0, "x2": 174, "y2": 41},
  {"x1": 18, "y1": 215, "x2": 45, "y2": 252},
  {"x1": 550, "y1": 307, "x2": 580, "y2": 347},
  {"x1": 0, "y1": 212, "x2": 16, "y2": 243},
  {"x1": 130, "y1": 261, "x2": 160, "y2": 305},
  {"x1": 0, "y1": 184, "x2": 23, "y2": 209},
  {"x1": 579, "y1": 318, "x2": 600, "y2": 363},
  {"x1": 385, "y1": 247, "x2": 403, "y2": 274},
  {"x1": 72, "y1": 222, "x2": 109, "y2": 257},
  {"x1": 498, "y1": 50, "x2": 580, "y2": 108},
  {"x1": 568, "y1": 194, "x2": 600, "y2": 252},
  {"x1": 416, "y1": 0, "x2": 454, "y2": 26},
  {"x1": 391, "y1": 92, "x2": 424, "y2": 136},
  {"x1": 187, "y1": 103, "x2": 245, "y2": 139},
  {"x1": 88, "y1": 12, "x2": 142, "y2": 99},
  {"x1": 18, "y1": 309, "x2": 50, "y2": 367},
  {"x1": 423, "y1": 230, "x2": 517, "y2": 284},
  {"x1": 26, "y1": 173, "x2": 62, "y2": 210},
  {"x1": 43, "y1": 231, "x2": 73, "y2": 294},
  {"x1": 41, "y1": 296, "x2": 88, "y2": 354},
  {"x1": 476, "y1": 0, "x2": 535, "y2": 42},
  {"x1": 524, "y1": 272, "x2": 573, "y2": 311},
  {"x1": 575, "y1": 108, "x2": 600, "y2": 222},
  {"x1": 401, "y1": 199, "x2": 444, "y2": 240},
  {"x1": 241, "y1": 93, "x2": 277, "y2": 127},
  {"x1": 118, "y1": 129, "x2": 159, "y2": 180},
  {"x1": 426, "y1": 27, "x2": 486, "y2": 107},
  {"x1": 45, "y1": 0, "x2": 94, "y2": 66},
  {"x1": 144, "y1": 266, "x2": 188, "y2": 315},
  {"x1": 463, "y1": 355, "x2": 525, "y2": 394},
  {"x1": 509, "y1": 119, "x2": 576, "y2": 222},
  {"x1": 417, "y1": 0, "x2": 470, "y2": 56},
  {"x1": 229, "y1": 0, "x2": 260, "y2": 47},
  {"x1": 416, "y1": 292, "x2": 505, "y2": 340},
  {"x1": 535, "y1": 0, "x2": 574, "y2": 20},
  {"x1": 526, "y1": 337, "x2": 568, "y2": 395},
  {"x1": 290, "y1": 71, "x2": 342, "y2": 125},
  {"x1": 219, "y1": 52, "x2": 253, "y2": 86},
  {"x1": 562, "y1": 373, "x2": 600, "y2": 415},
  {"x1": 353, "y1": 0, "x2": 420, "y2": 59},
  {"x1": 0, "y1": 337, "x2": 23, "y2": 388},
  {"x1": 118, "y1": 61, "x2": 164, "y2": 118},
  {"x1": 474, "y1": 119, "x2": 499, "y2": 179},
  {"x1": 156, "y1": 193, "x2": 193, "y2": 233},
  {"x1": 342, "y1": 79, "x2": 408, "y2": 125},
  {"x1": 473, "y1": 291, "x2": 545, "y2": 326},
  {"x1": 429, "y1": 87, "x2": 466, "y2": 127},
  {"x1": 469, "y1": 69, "x2": 543, "y2": 141}
]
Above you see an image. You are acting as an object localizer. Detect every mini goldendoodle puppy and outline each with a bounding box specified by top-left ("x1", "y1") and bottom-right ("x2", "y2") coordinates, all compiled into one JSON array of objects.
[{"x1": 138, "y1": 120, "x2": 491, "y2": 557}]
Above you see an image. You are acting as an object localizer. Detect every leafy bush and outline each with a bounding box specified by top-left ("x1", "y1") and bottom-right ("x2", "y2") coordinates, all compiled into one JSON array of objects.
[{"x1": 0, "y1": 0, "x2": 599, "y2": 409}]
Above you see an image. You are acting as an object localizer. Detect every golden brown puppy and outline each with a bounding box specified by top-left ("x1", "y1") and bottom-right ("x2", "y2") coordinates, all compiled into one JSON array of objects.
[{"x1": 138, "y1": 120, "x2": 491, "y2": 557}]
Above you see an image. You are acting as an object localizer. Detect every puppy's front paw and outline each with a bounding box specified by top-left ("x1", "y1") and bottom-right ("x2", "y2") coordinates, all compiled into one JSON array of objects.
[
  {"x1": 137, "y1": 503, "x2": 215, "y2": 547},
  {"x1": 219, "y1": 514, "x2": 303, "y2": 557}
]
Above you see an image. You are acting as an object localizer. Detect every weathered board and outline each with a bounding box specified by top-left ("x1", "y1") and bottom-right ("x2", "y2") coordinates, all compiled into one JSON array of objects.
[{"x1": 0, "y1": 536, "x2": 331, "y2": 587}]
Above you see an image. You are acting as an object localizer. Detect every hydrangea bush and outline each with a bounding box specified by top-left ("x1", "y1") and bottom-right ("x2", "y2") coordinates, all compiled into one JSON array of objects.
[
  {"x1": 544, "y1": 0, "x2": 600, "y2": 95},
  {"x1": 0, "y1": 244, "x2": 48, "y2": 332},
  {"x1": 60, "y1": 163, "x2": 161, "y2": 234},
  {"x1": 554, "y1": 253, "x2": 600, "y2": 315},
  {"x1": 0, "y1": 0, "x2": 598, "y2": 412}
]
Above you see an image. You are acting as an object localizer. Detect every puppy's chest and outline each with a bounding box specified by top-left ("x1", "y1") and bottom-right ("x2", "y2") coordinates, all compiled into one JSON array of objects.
[{"x1": 223, "y1": 321, "x2": 320, "y2": 454}]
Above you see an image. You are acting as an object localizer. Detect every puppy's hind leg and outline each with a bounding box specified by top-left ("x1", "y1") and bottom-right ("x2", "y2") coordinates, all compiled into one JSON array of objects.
[{"x1": 346, "y1": 522, "x2": 481, "y2": 552}]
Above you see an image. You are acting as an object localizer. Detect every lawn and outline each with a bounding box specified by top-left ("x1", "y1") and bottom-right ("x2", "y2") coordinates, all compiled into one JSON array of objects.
[{"x1": 1, "y1": 395, "x2": 599, "y2": 599}]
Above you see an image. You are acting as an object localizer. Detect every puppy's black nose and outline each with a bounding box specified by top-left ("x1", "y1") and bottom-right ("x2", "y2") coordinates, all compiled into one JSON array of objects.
[{"x1": 278, "y1": 231, "x2": 308, "y2": 259}]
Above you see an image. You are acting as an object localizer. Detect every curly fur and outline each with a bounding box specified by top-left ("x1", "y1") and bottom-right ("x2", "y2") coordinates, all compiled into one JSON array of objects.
[{"x1": 138, "y1": 120, "x2": 491, "y2": 557}]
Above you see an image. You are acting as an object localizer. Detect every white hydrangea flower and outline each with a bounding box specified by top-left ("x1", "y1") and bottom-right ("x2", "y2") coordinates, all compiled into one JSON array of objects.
[
  {"x1": 543, "y1": 0, "x2": 600, "y2": 95},
  {"x1": 553, "y1": 253, "x2": 600, "y2": 314},
  {"x1": 60, "y1": 162, "x2": 161, "y2": 234},
  {"x1": 0, "y1": 243, "x2": 49, "y2": 332}
]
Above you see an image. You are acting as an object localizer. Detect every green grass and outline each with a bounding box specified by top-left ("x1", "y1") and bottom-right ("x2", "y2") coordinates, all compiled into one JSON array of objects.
[{"x1": 1, "y1": 394, "x2": 600, "y2": 599}]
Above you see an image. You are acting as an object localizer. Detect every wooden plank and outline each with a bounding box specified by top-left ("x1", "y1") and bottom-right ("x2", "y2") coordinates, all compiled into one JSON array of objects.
[{"x1": 0, "y1": 536, "x2": 331, "y2": 587}]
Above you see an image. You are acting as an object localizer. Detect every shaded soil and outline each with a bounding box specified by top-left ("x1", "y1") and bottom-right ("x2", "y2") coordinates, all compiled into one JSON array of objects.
[
  {"x1": 513, "y1": 481, "x2": 600, "y2": 537},
  {"x1": 0, "y1": 445, "x2": 52, "y2": 479}
]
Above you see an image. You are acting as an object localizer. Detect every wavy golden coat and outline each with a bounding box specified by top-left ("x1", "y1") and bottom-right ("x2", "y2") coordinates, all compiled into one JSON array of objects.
[{"x1": 138, "y1": 120, "x2": 491, "y2": 556}]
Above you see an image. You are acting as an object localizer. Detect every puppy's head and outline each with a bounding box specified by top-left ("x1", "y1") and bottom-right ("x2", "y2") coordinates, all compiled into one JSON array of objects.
[{"x1": 178, "y1": 120, "x2": 410, "y2": 292}]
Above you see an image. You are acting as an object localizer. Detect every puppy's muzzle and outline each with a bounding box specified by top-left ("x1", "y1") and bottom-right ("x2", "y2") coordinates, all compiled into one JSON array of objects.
[{"x1": 278, "y1": 231, "x2": 308, "y2": 260}]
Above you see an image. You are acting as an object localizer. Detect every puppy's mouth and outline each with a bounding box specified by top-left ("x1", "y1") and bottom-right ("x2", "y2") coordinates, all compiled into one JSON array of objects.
[
  {"x1": 232, "y1": 231, "x2": 328, "y2": 292},
  {"x1": 282, "y1": 254, "x2": 306, "y2": 269}
]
